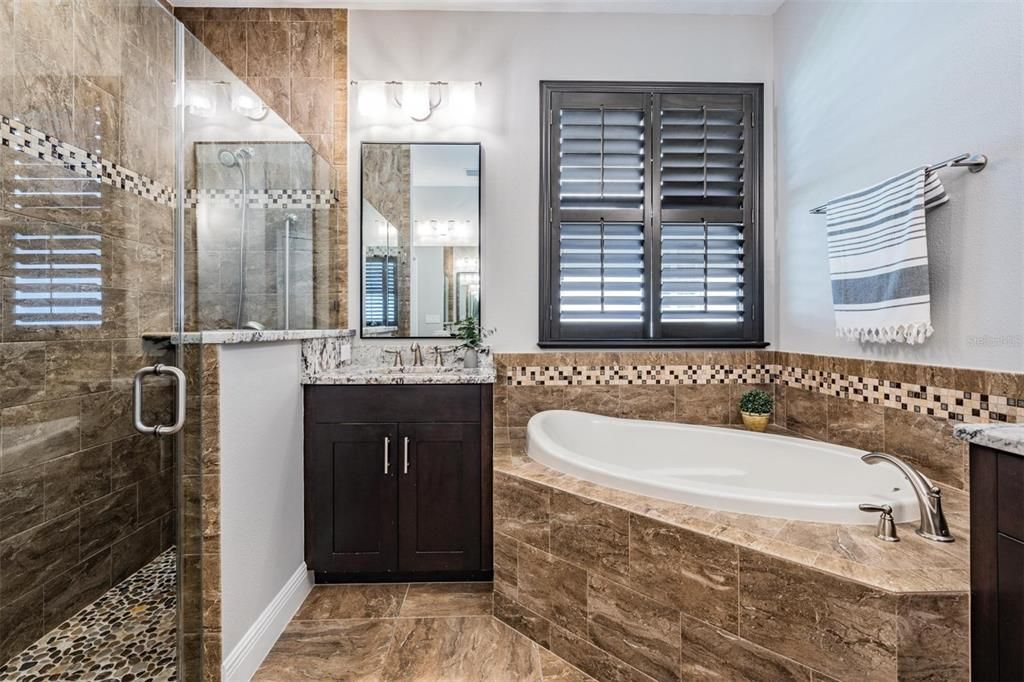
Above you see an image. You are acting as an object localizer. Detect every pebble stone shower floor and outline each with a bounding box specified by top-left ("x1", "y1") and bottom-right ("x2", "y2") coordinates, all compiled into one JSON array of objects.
[{"x1": 0, "y1": 548, "x2": 177, "y2": 681}]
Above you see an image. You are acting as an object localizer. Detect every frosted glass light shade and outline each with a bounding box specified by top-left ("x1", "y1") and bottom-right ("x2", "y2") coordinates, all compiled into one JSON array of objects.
[
  {"x1": 448, "y1": 81, "x2": 477, "y2": 120},
  {"x1": 358, "y1": 82, "x2": 388, "y2": 117},
  {"x1": 401, "y1": 81, "x2": 431, "y2": 121}
]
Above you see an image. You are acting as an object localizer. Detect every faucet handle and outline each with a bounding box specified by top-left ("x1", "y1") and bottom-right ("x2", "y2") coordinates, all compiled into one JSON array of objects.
[{"x1": 859, "y1": 503, "x2": 899, "y2": 542}]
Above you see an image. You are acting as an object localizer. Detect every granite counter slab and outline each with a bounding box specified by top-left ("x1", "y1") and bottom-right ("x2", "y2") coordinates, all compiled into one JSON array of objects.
[
  {"x1": 955, "y1": 423, "x2": 1024, "y2": 456},
  {"x1": 302, "y1": 366, "x2": 496, "y2": 385},
  {"x1": 144, "y1": 329, "x2": 356, "y2": 345}
]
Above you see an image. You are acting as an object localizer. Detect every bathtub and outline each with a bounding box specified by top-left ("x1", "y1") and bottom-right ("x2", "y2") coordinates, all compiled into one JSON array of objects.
[{"x1": 527, "y1": 410, "x2": 920, "y2": 524}]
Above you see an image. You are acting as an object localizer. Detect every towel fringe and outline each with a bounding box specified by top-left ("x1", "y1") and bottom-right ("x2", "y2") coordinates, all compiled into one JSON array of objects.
[{"x1": 836, "y1": 322, "x2": 934, "y2": 345}]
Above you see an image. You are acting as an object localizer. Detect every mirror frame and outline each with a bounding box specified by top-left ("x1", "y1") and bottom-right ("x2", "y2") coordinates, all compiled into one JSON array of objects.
[{"x1": 358, "y1": 141, "x2": 482, "y2": 340}]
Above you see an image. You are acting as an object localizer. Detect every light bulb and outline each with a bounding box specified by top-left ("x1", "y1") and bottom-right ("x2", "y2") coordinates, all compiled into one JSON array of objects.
[{"x1": 357, "y1": 82, "x2": 387, "y2": 118}]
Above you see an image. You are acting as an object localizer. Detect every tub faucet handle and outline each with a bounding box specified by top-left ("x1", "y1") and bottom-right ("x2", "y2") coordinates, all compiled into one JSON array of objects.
[{"x1": 859, "y1": 503, "x2": 899, "y2": 542}]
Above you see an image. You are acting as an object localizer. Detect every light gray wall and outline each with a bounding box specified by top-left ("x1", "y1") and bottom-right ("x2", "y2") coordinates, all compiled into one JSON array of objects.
[
  {"x1": 348, "y1": 10, "x2": 776, "y2": 351},
  {"x1": 773, "y1": 0, "x2": 1024, "y2": 371},
  {"x1": 219, "y1": 342, "x2": 308, "y2": 656}
]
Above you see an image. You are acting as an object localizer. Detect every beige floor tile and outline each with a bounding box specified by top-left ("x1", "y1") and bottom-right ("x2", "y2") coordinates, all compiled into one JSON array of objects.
[
  {"x1": 294, "y1": 583, "x2": 409, "y2": 621},
  {"x1": 254, "y1": 619, "x2": 395, "y2": 681},
  {"x1": 399, "y1": 582, "x2": 493, "y2": 618},
  {"x1": 381, "y1": 615, "x2": 542, "y2": 681}
]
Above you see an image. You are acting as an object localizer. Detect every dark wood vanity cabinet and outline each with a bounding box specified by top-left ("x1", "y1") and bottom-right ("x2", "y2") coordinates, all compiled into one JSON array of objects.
[
  {"x1": 971, "y1": 444, "x2": 1024, "y2": 681},
  {"x1": 304, "y1": 384, "x2": 492, "y2": 581}
]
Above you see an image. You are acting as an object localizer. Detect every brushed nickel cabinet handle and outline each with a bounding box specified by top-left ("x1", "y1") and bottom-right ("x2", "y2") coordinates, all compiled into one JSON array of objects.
[
  {"x1": 384, "y1": 436, "x2": 391, "y2": 475},
  {"x1": 403, "y1": 437, "x2": 410, "y2": 474}
]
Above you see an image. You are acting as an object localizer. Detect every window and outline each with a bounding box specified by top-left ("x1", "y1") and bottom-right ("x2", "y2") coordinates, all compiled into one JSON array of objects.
[
  {"x1": 539, "y1": 82, "x2": 764, "y2": 347},
  {"x1": 364, "y1": 255, "x2": 397, "y2": 328}
]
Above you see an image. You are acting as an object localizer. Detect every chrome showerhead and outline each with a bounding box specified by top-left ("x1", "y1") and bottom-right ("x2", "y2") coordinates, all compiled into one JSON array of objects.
[{"x1": 218, "y1": 147, "x2": 254, "y2": 167}]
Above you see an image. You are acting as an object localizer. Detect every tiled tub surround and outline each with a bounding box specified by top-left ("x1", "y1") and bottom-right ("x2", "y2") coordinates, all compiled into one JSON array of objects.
[
  {"x1": 493, "y1": 449, "x2": 970, "y2": 682},
  {"x1": 495, "y1": 351, "x2": 1024, "y2": 492}
]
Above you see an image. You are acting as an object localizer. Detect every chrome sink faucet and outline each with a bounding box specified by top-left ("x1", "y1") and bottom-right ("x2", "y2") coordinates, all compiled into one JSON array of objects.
[
  {"x1": 861, "y1": 452, "x2": 954, "y2": 542},
  {"x1": 410, "y1": 343, "x2": 424, "y2": 367}
]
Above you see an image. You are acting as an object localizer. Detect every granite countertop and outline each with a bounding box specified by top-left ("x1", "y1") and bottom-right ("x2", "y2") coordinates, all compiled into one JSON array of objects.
[
  {"x1": 143, "y1": 329, "x2": 356, "y2": 345},
  {"x1": 495, "y1": 434, "x2": 969, "y2": 595},
  {"x1": 302, "y1": 365, "x2": 496, "y2": 385},
  {"x1": 955, "y1": 423, "x2": 1024, "y2": 456}
]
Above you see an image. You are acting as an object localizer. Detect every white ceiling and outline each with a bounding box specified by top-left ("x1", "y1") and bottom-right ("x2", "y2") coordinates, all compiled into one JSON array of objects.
[{"x1": 172, "y1": 0, "x2": 786, "y2": 16}]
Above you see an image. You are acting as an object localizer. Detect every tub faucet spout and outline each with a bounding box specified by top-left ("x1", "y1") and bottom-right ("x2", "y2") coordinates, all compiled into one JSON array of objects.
[{"x1": 861, "y1": 452, "x2": 954, "y2": 542}]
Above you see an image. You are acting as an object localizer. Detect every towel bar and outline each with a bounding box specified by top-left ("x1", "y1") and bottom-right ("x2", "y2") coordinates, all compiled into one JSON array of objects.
[{"x1": 809, "y1": 153, "x2": 988, "y2": 215}]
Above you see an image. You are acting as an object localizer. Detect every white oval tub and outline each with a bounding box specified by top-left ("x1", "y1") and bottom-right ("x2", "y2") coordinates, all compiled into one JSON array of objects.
[{"x1": 527, "y1": 410, "x2": 920, "y2": 524}]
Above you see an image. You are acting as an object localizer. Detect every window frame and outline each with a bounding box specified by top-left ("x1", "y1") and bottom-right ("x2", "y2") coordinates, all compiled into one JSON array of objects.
[{"x1": 538, "y1": 80, "x2": 766, "y2": 348}]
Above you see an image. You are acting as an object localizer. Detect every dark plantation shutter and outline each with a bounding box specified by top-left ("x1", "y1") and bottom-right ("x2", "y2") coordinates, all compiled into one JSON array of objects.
[
  {"x1": 364, "y1": 256, "x2": 396, "y2": 327},
  {"x1": 654, "y1": 92, "x2": 754, "y2": 337},
  {"x1": 541, "y1": 83, "x2": 761, "y2": 346},
  {"x1": 550, "y1": 91, "x2": 649, "y2": 339}
]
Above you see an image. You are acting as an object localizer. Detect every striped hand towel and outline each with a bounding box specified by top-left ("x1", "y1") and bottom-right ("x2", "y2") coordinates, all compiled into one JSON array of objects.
[{"x1": 826, "y1": 167, "x2": 948, "y2": 344}]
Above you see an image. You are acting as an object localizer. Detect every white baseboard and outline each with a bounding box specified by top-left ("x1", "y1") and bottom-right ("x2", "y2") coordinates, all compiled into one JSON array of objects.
[{"x1": 222, "y1": 564, "x2": 313, "y2": 682}]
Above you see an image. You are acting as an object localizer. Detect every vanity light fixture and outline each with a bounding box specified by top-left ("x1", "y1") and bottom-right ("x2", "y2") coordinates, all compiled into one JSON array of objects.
[{"x1": 351, "y1": 80, "x2": 482, "y2": 122}]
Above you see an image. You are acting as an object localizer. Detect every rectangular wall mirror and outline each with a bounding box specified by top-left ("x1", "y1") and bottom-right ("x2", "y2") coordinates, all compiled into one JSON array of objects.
[{"x1": 361, "y1": 142, "x2": 481, "y2": 338}]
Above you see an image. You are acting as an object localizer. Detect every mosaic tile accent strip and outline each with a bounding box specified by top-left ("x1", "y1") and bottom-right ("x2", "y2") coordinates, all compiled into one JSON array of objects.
[
  {"x1": 184, "y1": 187, "x2": 339, "y2": 209},
  {"x1": 1, "y1": 116, "x2": 340, "y2": 211},
  {"x1": 503, "y1": 359, "x2": 1023, "y2": 425},
  {"x1": 506, "y1": 363, "x2": 773, "y2": 386},
  {"x1": 0, "y1": 548, "x2": 177, "y2": 681},
  {"x1": 1, "y1": 115, "x2": 176, "y2": 206},
  {"x1": 777, "y1": 365, "x2": 1024, "y2": 425}
]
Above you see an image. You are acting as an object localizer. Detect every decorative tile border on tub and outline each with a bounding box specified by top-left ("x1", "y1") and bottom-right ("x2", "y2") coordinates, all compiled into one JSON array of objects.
[
  {"x1": 506, "y1": 363, "x2": 773, "y2": 387},
  {"x1": 1, "y1": 115, "x2": 176, "y2": 206},
  {"x1": 778, "y1": 365, "x2": 1024, "y2": 425},
  {"x1": 500, "y1": 353, "x2": 1024, "y2": 426}
]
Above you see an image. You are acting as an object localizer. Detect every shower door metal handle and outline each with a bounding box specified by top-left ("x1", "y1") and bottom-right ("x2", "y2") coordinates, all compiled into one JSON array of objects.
[{"x1": 133, "y1": 364, "x2": 187, "y2": 437}]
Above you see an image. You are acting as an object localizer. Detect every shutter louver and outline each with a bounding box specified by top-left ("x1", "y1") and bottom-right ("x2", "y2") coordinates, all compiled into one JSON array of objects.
[
  {"x1": 659, "y1": 104, "x2": 745, "y2": 211},
  {"x1": 13, "y1": 232, "x2": 103, "y2": 328},
  {"x1": 660, "y1": 222, "x2": 744, "y2": 324},
  {"x1": 559, "y1": 222, "x2": 644, "y2": 325},
  {"x1": 559, "y1": 108, "x2": 645, "y2": 211}
]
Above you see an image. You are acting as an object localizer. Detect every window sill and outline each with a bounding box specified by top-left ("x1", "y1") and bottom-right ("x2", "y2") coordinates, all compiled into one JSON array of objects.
[{"x1": 536, "y1": 340, "x2": 771, "y2": 349}]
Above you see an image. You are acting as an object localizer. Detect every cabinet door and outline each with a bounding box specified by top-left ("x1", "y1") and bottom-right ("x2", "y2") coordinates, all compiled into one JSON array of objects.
[
  {"x1": 308, "y1": 423, "x2": 398, "y2": 573},
  {"x1": 398, "y1": 423, "x2": 481, "y2": 572},
  {"x1": 998, "y1": 534, "x2": 1024, "y2": 681}
]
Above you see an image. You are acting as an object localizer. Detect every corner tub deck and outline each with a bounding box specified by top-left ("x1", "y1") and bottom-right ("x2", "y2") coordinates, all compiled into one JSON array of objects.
[{"x1": 493, "y1": 431, "x2": 969, "y2": 682}]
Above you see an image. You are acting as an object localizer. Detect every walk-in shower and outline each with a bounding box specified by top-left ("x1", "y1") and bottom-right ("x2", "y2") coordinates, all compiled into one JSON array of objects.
[{"x1": 0, "y1": 1, "x2": 333, "y2": 679}]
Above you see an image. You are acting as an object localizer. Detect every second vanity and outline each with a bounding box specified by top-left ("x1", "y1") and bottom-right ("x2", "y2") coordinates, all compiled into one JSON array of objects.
[{"x1": 301, "y1": 343, "x2": 495, "y2": 582}]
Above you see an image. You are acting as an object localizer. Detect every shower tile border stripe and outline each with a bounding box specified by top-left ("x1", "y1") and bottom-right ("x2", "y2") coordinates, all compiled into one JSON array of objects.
[
  {"x1": 1, "y1": 116, "x2": 340, "y2": 210},
  {"x1": 1, "y1": 115, "x2": 177, "y2": 206},
  {"x1": 501, "y1": 359, "x2": 1024, "y2": 425}
]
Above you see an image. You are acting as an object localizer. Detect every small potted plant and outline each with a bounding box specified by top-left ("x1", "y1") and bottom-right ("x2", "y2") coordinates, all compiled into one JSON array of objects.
[
  {"x1": 450, "y1": 316, "x2": 494, "y2": 368},
  {"x1": 739, "y1": 389, "x2": 773, "y2": 432}
]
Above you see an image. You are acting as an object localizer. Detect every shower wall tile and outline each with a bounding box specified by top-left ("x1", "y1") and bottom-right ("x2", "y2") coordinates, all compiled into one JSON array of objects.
[
  {"x1": 0, "y1": 397, "x2": 82, "y2": 473},
  {"x1": 0, "y1": 343, "x2": 46, "y2": 408},
  {"x1": 0, "y1": 510, "x2": 80, "y2": 602},
  {"x1": 0, "y1": 466, "x2": 45, "y2": 541},
  {"x1": 42, "y1": 549, "x2": 110, "y2": 631},
  {"x1": 42, "y1": 444, "x2": 112, "y2": 520},
  {"x1": 247, "y1": 21, "x2": 291, "y2": 77}
]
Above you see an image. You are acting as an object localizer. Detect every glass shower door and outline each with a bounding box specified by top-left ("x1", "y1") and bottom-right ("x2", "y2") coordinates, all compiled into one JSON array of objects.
[{"x1": 0, "y1": 0, "x2": 194, "y2": 679}]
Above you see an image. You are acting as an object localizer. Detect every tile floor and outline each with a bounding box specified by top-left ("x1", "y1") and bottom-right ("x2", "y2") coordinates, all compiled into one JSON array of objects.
[
  {"x1": 0, "y1": 548, "x2": 177, "y2": 681},
  {"x1": 254, "y1": 582, "x2": 593, "y2": 681}
]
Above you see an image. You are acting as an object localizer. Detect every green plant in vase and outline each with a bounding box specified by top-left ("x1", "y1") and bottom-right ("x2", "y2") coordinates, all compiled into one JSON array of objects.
[
  {"x1": 739, "y1": 389, "x2": 774, "y2": 432},
  {"x1": 449, "y1": 316, "x2": 494, "y2": 368}
]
